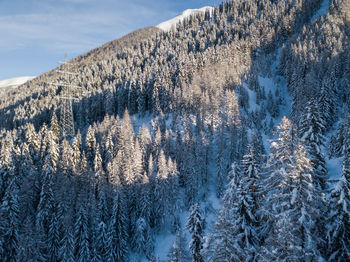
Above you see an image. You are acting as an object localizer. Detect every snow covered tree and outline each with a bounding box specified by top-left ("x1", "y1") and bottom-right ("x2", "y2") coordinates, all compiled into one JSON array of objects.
[
  {"x1": 36, "y1": 163, "x2": 56, "y2": 237},
  {"x1": 152, "y1": 149, "x2": 170, "y2": 230},
  {"x1": 72, "y1": 130, "x2": 82, "y2": 172},
  {"x1": 211, "y1": 163, "x2": 259, "y2": 261},
  {"x1": 103, "y1": 131, "x2": 114, "y2": 172},
  {"x1": 47, "y1": 202, "x2": 62, "y2": 262},
  {"x1": 186, "y1": 203, "x2": 204, "y2": 262},
  {"x1": 95, "y1": 220, "x2": 110, "y2": 262},
  {"x1": 0, "y1": 176, "x2": 20, "y2": 261},
  {"x1": 133, "y1": 217, "x2": 153, "y2": 258},
  {"x1": 241, "y1": 145, "x2": 261, "y2": 214},
  {"x1": 74, "y1": 205, "x2": 91, "y2": 262},
  {"x1": 299, "y1": 99, "x2": 327, "y2": 190},
  {"x1": 85, "y1": 125, "x2": 97, "y2": 169},
  {"x1": 326, "y1": 151, "x2": 350, "y2": 260},
  {"x1": 59, "y1": 226, "x2": 75, "y2": 262},
  {"x1": 259, "y1": 118, "x2": 322, "y2": 261},
  {"x1": 50, "y1": 113, "x2": 60, "y2": 143},
  {"x1": 109, "y1": 191, "x2": 129, "y2": 262},
  {"x1": 167, "y1": 228, "x2": 190, "y2": 262}
]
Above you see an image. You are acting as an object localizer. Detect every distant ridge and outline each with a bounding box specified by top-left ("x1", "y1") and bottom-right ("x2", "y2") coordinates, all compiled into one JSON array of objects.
[
  {"x1": 0, "y1": 76, "x2": 35, "y2": 89},
  {"x1": 156, "y1": 6, "x2": 213, "y2": 31}
]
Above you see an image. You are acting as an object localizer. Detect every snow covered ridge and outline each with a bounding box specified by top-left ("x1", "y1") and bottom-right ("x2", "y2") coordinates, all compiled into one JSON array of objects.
[
  {"x1": 0, "y1": 76, "x2": 35, "y2": 89},
  {"x1": 156, "y1": 6, "x2": 214, "y2": 32}
]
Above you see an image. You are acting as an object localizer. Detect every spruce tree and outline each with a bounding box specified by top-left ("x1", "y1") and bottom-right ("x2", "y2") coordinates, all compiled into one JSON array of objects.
[
  {"x1": 59, "y1": 226, "x2": 75, "y2": 262},
  {"x1": 298, "y1": 99, "x2": 327, "y2": 190},
  {"x1": 212, "y1": 163, "x2": 259, "y2": 261},
  {"x1": 167, "y1": 228, "x2": 190, "y2": 262},
  {"x1": 0, "y1": 176, "x2": 20, "y2": 261},
  {"x1": 186, "y1": 203, "x2": 204, "y2": 262},
  {"x1": 47, "y1": 202, "x2": 62, "y2": 262},
  {"x1": 326, "y1": 151, "x2": 350, "y2": 260},
  {"x1": 109, "y1": 191, "x2": 129, "y2": 262},
  {"x1": 85, "y1": 125, "x2": 97, "y2": 169},
  {"x1": 74, "y1": 205, "x2": 91, "y2": 262},
  {"x1": 259, "y1": 118, "x2": 322, "y2": 261}
]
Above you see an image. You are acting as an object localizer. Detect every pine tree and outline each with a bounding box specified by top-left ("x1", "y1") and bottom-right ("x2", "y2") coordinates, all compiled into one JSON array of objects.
[
  {"x1": 153, "y1": 150, "x2": 170, "y2": 230},
  {"x1": 0, "y1": 136, "x2": 14, "y2": 201},
  {"x1": 259, "y1": 118, "x2": 322, "y2": 261},
  {"x1": 50, "y1": 113, "x2": 60, "y2": 143},
  {"x1": 186, "y1": 203, "x2": 204, "y2": 262},
  {"x1": 133, "y1": 217, "x2": 153, "y2": 258},
  {"x1": 85, "y1": 125, "x2": 97, "y2": 169},
  {"x1": 103, "y1": 131, "x2": 114, "y2": 172},
  {"x1": 212, "y1": 164, "x2": 259, "y2": 261},
  {"x1": 167, "y1": 228, "x2": 190, "y2": 262},
  {"x1": 71, "y1": 131, "x2": 82, "y2": 175},
  {"x1": 96, "y1": 221, "x2": 109, "y2": 262},
  {"x1": 241, "y1": 145, "x2": 261, "y2": 214},
  {"x1": 326, "y1": 151, "x2": 350, "y2": 260},
  {"x1": 36, "y1": 164, "x2": 55, "y2": 237},
  {"x1": 74, "y1": 205, "x2": 91, "y2": 262},
  {"x1": 47, "y1": 202, "x2": 62, "y2": 262},
  {"x1": 299, "y1": 99, "x2": 327, "y2": 190},
  {"x1": 59, "y1": 226, "x2": 75, "y2": 262},
  {"x1": 117, "y1": 109, "x2": 136, "y2": 185},
  {"x1": 0, "y1": 176, "x2": 20, "y2": 261},
  {"x1": 109, "y1": 191, "x2": 129, "y2": 262}
]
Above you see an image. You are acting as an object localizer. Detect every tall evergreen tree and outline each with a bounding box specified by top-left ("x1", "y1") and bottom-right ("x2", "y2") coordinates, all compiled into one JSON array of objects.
[
  {"x1": 186, "y1": 203, "x2": 204, "y2": 262},
  {"x1": 85, "y1": 125, "x2": 97, "y2": 169},
  {"x1": 167, "y1": 228, "x2": 190, "y2": 262},
  {"x1": 326, "y1": 150, "x2": 350, "y2": 260},
  {"x1": 0, "y1": 176, "x2": 20, "y2": 262},
  {"x1": 59, "y1": 226, "x2": 75, "y2": 262},
  {"x1": 212, "y1": 162, "x2": 259, "y2": 262},
  {"x1": 298, "y1": 99, "x2": 327, "y2": 190},
  {"x1": 109, "y1": 190, "x2": 129, "y2": 262},
  {"x1": 259, "y1": 118, "x2": 322, "y2": 261},
  {"x1": 74, "y1": 205, "x2": 91, "y2": 262},
  {"x1": 47, "y1": 202, "x2": 62, "y2": 262}
]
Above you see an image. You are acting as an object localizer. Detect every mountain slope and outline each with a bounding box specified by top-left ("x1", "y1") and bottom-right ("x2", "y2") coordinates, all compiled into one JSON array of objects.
[{"x1": 0, "y1": 0, "x2": 349, "y2": 261}]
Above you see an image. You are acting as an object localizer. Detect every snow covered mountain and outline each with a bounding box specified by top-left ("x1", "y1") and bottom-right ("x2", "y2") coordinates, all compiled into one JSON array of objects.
[
  {"x1": 156, "y1": 6, "x2": 213, "y2": 31},
  {"x1": 0, "y1": 76, "x2": 35, "y2": 89}
]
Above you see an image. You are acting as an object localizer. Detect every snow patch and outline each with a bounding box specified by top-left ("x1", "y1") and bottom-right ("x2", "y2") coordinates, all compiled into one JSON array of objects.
[
  {"x1": 243, "y1": 83, "x2": 259, "y2": 112},
  {"x1": 0, "y1": 76, "x2": 35, "y2": 89},
  {"x1": 310, "y1": 0, "x2": 330, "y2": 22},
  {"x1": 156, "y1": 6, "x2": 213, "y2": 32},
  {"x1": 326, "y1": 157, "x2": 343, "y2": 181}
]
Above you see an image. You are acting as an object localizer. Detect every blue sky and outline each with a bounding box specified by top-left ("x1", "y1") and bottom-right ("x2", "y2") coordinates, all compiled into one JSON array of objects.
[{"x1": 0, "y1": 0, "x2": 222, "y2": 80}]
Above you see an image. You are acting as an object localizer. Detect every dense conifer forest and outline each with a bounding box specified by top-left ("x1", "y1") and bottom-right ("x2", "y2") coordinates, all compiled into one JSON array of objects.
[{"x1": 0, "y1": 0, "x2": 349, "y2": 261}]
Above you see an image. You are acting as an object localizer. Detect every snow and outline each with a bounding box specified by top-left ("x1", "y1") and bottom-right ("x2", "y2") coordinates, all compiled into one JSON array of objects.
[
  {"x1": 0, "y1": 76, "x2": 35, "y2": 89},
  {"x1": 243, "y1": 83, "x2": 259, "y2": 112},
  {"x1": 150, "y1": 232, "x2": 178, "y2": 261},
  {"x1": 156, "y1": 6, "x2": 214, "y2": 32},
  {"x1": 326, "y1": 157, "x2": 343, "y2": 182},
  {"x1": 147, "y1": 184, "x2": 221, "y2": 261},
  {"x1": 310, "y1": 0, "x2": 330, "y2": 22}
]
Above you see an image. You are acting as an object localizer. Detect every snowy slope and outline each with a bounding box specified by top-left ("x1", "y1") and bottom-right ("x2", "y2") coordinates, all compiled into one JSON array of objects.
[
  {"x1": 156, "y1": 6, "x2": 213, "y2": 31},
  {"x1": 0, "y1": 76, "x2": 35, "y2": 89},
  {"x1": 310, "y1": 0, "x2": 330, "y2": 22}
]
